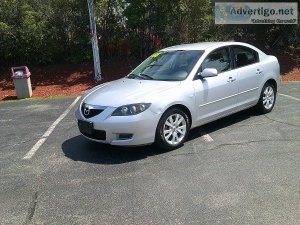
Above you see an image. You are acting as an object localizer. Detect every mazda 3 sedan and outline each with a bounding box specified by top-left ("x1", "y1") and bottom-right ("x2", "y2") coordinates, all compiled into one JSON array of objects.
[{"x1": 76, "y1": 42, "x2": 280, "y2": 149}]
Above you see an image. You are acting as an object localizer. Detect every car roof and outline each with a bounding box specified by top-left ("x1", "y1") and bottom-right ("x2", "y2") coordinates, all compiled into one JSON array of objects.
[{"x1": 161, "y1": 42, "x2": 255, "y2": 51}]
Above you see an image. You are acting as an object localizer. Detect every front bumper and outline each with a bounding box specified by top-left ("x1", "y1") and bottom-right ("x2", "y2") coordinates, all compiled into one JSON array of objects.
[{"x1": 75, "y1": 105, "x2": 160, "y2": 146}]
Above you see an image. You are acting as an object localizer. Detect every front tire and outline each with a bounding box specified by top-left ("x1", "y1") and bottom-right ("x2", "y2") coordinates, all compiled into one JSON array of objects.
[
  {"x1": 155, "y1": 108, "x2": 190, "y2": 150},
  {"x1": 256, "y1": 82, "x2": 276, "y2": 114}
]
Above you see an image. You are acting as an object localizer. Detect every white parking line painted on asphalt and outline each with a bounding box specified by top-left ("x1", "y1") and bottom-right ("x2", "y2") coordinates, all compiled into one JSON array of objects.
[
  {"x1": 23, "y1": 96, "x2": 81, "y2": 160},
  {"x1": 0, "y1": 119, "x2": 12, "y2": 122},
  {"x1": 279, "y1": 93, "x2": 300, "y2": 102},
  {"x1": 24, "y1": 138, "x2": 47, "y2": 160},
  {"x1": 199, "y1": 128, "x2": 214, "y2": 142}
]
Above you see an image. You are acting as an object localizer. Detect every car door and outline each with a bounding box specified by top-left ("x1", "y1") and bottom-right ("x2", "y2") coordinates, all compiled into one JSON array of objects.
[
  {"x1": 193, "y1": 47, "x2": 238, "y2": 125},
  {"x1": 231, "y1": 45, "x2": 261, "y2": 107}
]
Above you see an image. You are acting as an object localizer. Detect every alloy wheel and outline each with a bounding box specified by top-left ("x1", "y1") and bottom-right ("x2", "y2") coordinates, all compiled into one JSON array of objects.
[
  {"x1": 163, "y1": 113, "x2": 187, "y2": 146},
  {"x1": 263, "y1": 86, "x2": 275, "y2": 110}
]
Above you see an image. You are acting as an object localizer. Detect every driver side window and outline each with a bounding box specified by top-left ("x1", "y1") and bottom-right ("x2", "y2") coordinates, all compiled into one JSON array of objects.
[{"x1": 201, "y1": 48, "x2": 231, "y2": 74}]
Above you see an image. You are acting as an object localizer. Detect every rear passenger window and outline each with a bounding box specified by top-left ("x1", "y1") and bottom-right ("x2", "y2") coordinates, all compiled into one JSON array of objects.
[{"x1": 233, "y1": 46, "x2": 259, "y2": 68}]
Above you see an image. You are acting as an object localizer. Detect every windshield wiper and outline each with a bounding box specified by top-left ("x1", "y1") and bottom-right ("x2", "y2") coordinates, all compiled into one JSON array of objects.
[
  {"x1": 146, "y1": 64, "x2": 162, "y2": 68},
  {"x1": 126, "y1": 73, "x2": 153, "y2": 80},
  {"x1": 127, "y1": 73, "x2": 137, "y2": 79},
  {"x1": 139, "y1": 73, "x2": 154, "y2": 80}
]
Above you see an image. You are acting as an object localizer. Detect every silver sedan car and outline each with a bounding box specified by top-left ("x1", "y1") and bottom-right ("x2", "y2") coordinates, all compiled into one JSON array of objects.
[{"x1": 76, "y1": 42, "x2": 280, "y2": 149}]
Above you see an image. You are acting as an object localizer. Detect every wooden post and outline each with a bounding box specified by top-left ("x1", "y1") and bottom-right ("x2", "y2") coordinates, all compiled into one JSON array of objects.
[{"x1": 87, "y1": 0, "x2": 102, "y2": 82}]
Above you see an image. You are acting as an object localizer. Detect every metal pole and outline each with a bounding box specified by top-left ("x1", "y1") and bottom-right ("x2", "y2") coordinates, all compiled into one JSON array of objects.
[{"x1": 87, "y1": 0, "x2": 102, "y2": 82}]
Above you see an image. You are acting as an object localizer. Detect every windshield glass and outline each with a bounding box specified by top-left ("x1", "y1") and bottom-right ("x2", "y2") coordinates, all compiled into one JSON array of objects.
[{"x1": 127, "y1": 50, "x2": 204, "y2": 81}]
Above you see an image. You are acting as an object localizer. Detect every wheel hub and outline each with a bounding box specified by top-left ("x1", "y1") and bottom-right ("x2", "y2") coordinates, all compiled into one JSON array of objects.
[
  {"x1": 263, "y1": 86, "x2": 275, "y2": 110},
  {"x1": 163, "y1": 113, "x2": 187, "y2": 146}
]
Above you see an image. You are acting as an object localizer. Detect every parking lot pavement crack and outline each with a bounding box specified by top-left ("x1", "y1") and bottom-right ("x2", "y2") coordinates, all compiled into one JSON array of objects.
[
  {"x1": 23, "y1": 191, "x2": 38, "y2": 225},
  {"x1": 173, "y1": 139, "x2": 300, "y2": 157},
  {"x1": 131, "y1": 177, "x2": 136, "y2": 225},
  {"x1": 264, "y1": 114, "x2": 300, "y2": 128},
  {"x1": 208, "y1": 139, "x2": 300, "y2": 152},
  {"x1": 229, "y1": 122, "x2": 273, "y2": 127},
  {"x1": 22, "y1": 172, "x2": 43, "y2": 225}
]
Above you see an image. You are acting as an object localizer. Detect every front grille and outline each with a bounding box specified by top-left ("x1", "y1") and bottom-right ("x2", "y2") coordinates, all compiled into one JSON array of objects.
[
  {"x1": 81, "y1": 103, "x2": 104, "y2": 118},
  {"x1": 81, "y1": 130, "x2": 106, "y2": 141}
]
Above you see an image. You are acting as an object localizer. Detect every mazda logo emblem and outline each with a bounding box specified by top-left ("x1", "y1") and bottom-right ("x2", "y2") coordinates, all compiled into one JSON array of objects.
[{"x1": 84, "y1": 106, "x2": 90, "y2": 116}]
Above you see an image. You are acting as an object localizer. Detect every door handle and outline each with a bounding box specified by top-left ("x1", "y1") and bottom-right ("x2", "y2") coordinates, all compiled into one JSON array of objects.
[
  {"x1": 227, "y1": 77, "x2": 236, "y2": 83},
  {"x1": 256, "y1": 69, "x2": 263, "y2": 75}
]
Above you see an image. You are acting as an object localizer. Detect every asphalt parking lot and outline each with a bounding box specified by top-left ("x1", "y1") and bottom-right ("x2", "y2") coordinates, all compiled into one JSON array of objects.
[{"x1": 1, "y1": 82, "x2": 300, "y2": 225}]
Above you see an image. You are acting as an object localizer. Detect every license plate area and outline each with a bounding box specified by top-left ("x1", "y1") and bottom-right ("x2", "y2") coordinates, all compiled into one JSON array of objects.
[{"x1": 78, "y1": 120, "x2": 93, "y2": 135}]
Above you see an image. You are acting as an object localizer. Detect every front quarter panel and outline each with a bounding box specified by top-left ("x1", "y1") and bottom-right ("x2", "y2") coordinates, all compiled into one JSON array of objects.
[{"x1": 149, "y1": 81, "x2": 197, "y2": 127}]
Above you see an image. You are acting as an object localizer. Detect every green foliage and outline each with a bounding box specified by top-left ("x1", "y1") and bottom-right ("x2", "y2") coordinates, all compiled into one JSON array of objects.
[
  {"x1": 0, "y1": 0, "x2": 97, "y2": 66},
  {"x1": 0, "y1": 0, "x2": 299, "y2": 66}
]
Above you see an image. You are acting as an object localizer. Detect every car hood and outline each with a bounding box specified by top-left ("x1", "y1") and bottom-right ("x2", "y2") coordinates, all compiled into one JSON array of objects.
[{"x1": 83, "y1": 78, "x2": 181, "y2": 107}]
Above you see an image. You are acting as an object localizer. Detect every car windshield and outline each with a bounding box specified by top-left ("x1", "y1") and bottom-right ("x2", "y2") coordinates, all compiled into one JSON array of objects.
[{"x1": 127, "y1": 50, "x2": 204, "y2": 81}]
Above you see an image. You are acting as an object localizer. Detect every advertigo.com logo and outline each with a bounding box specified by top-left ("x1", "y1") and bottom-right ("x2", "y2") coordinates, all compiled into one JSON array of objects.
[{"x1": 215, "y1": 2, "x2": 298, "y2": 24}]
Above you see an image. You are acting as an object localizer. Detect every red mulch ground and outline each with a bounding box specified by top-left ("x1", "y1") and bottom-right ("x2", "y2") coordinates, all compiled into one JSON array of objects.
[
  {"x1": 0, "y1": 59, "x2": 140, "y2": 101},
  {"x1": 0, "y1": 50, "x2": 299, "y2": 101},
  {"x1": 270, "y1": 48, "x2": 300, "y2": 82}
]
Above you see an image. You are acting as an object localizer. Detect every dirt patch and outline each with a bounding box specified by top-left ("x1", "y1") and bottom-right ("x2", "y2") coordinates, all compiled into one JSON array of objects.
[{"x1": 0, "y1": 51, "x2": 299, "y2": 101}]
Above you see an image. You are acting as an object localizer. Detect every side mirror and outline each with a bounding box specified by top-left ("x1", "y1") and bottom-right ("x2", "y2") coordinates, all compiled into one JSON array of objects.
[{"x1": 199, "y1": 68, "x2": 218, "y2": 78}]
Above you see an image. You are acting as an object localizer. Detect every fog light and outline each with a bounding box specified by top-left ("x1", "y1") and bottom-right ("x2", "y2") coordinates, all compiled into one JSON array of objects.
[{"x1": 118, "y1": 134, "x2": 133, "y2": 140}]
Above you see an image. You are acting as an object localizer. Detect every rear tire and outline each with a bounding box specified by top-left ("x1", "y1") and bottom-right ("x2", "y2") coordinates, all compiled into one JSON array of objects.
[
  {"x1": 155, "y1": 108, "x2": 190, "y2": 150},
  {"x1": 255, "y1": 82, "x2": 276, "y2": 114}
]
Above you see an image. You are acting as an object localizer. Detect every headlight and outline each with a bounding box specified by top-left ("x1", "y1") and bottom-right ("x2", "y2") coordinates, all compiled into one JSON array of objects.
[{"x1": 111, "y1": 103, "x2": 151, "y2": 116}]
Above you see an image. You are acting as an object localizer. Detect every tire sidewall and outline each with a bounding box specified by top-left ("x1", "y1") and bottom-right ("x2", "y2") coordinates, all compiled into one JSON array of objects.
[
  {"x1": 155, "y1": 108, "x2": 190, "y2": 150},
  {"x1": 258, "y1": 83, "x2": 276, "y2": 114}
]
